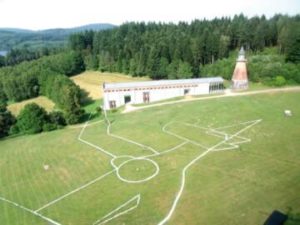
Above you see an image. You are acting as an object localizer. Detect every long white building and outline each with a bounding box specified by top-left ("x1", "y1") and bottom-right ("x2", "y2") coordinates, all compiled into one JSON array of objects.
[{"x1": 103, "y1": 77, "x2": 224, "y2": 110}]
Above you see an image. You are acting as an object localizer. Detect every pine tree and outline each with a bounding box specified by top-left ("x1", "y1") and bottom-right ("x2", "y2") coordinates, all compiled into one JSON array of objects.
[{"x1": 0, "y1": 101, "x2": 15, "y2": 138}]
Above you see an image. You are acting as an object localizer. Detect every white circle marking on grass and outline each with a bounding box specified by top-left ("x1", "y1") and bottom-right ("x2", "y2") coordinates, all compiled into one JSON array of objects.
[
  {"x1": 116, "y1": 157, "x2": 160, "y2": 184},
  {"x1": 110, "y1": 155, "x2": 134, "y2": 169}
]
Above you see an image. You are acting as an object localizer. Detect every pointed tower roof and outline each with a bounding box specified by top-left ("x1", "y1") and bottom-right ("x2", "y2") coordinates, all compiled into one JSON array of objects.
[{"x1": 237, "y1": 46, "x2": 246, "y2": 62}]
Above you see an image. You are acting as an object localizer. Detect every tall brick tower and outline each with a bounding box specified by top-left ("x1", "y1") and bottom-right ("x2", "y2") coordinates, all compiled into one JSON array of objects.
[{"x1": 232, "y1": 47, "x2": 248, "y2": 90}]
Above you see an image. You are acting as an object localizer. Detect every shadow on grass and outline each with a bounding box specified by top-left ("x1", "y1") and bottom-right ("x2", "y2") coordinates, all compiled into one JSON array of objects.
[
  {"x1": 285, "y1": 207, "x2": 300, "y2": 225},
  {"x1": 80, "y1": 98, "x2": 103, "y2": 123},
  {"x1": 80, "y1": 112, "x2": 100, "y2": 123},
  {"x1": 80, "y1": 89, "x2": 94, "y2": 107}
]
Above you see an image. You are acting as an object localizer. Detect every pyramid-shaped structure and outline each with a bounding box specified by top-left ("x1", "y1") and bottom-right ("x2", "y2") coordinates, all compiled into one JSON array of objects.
[{"x1": 232, "y1": 47, "x2": 248, "y2": 90}]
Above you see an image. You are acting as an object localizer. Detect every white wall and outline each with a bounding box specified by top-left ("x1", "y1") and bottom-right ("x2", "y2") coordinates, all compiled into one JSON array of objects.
[{"x1": 103, "y1": 83, "x2": 211, "y2": 110}]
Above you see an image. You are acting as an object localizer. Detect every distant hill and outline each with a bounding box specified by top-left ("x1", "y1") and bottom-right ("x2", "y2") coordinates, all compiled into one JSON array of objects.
[
  {"x1": 0, "y1": 28, "x2": 32, "y2": 33},
  {"x1": 0, "y1": 23, "x2": 116, "y2": 51}
]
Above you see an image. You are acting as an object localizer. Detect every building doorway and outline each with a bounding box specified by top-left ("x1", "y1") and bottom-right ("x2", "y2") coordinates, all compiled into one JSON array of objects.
[
  {"x1": 184, "y1": 89, "x2": 190, "y2": 95},
  {"x1": 109, "y1": 100, "x2": 116, "y2": 109},
  {"x1": 143, "y1": 92, "x2": 150, "y2": 103},
  {"x1": 124, "y1": 95, "x2": 131, "y2": 104}
]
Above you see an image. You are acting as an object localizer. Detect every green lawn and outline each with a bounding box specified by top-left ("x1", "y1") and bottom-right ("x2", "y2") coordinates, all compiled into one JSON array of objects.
[{"x1": 0, "y1": 91, "x2": 300, "y2": 225}]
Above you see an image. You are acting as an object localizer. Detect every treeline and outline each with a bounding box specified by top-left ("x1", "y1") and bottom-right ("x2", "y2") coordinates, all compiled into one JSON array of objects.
[
  {"x1": 69, "y1": 14, "x2": 300, "y2": 80},
  {"x1": 0, "y1": 51, "x2": 85, "y2": 126},
  {"x1": 0, "y1": 47, "x2": 63, "y2": 67}
]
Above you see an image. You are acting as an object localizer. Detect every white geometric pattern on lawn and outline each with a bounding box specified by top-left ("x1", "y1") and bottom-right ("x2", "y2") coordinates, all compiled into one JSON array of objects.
[{"x1": 0, "y1": 110, "x2": 261, "y2": 225}]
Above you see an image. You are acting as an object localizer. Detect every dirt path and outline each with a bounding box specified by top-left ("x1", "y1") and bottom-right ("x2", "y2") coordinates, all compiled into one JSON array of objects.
[{"x1": 122, "y1": 86, "x2": 300, "y2": 113}]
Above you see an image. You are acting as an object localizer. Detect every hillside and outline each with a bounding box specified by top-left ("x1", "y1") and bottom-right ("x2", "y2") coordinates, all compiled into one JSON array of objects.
[
  {"x1": 71, "y1": 71, "x2": 150, "y2": 100},
  {"x1": 0, "y1": 15, "x2": 299, "y2": 139},
  {"x1": 0, "y1": 23, "x2": 116, "y2": 51},
  {"x1": 0, "y1": 91, "x2": 299, "y2": 224},
  {"x1": 7, "y1": 96, "x2": 55, "y2": 116}
]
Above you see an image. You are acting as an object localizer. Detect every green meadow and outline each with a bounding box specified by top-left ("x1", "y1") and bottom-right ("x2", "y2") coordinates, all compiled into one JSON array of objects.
[{"x1": 0, "y1": 91, "x2": 300, "y2": 225}]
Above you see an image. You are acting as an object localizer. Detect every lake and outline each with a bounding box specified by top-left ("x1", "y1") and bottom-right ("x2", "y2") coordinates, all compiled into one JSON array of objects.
[{"x1": 0, "y1": 50, "x2": 8, "y2": 56}]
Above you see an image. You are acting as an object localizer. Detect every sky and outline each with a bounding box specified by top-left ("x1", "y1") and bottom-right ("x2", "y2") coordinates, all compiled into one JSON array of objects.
[{"x1": 0, "y1": 0, "x2": 299, "y2": 30}]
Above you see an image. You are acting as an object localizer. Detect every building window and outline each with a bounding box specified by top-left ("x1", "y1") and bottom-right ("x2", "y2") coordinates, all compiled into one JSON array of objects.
[
  {"x1": 109, "y1": 101, "x2": 116, "y2": 109},
  {"x1": 209, "y1": 82, "x2": 224, "y2": 93},
  {"x1": 143, "y1": 92, "x2": 150, "y2": 103},
  {"x1": 124, "y1": 95, "x2": 131, "y2": 104}
]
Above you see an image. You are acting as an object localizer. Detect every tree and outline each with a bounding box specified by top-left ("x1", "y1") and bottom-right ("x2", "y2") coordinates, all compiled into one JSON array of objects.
[
  {"x1": 157, "y1": 57, "x2": 169, "y2": 79},
  {"x1": 177, "y1": 61, "x2": 193, "y2": 78},
  {"x1": 15, "y1": 103, "x2": 48, "y2": 134},
  {"x1": 43, "y1": 111, "x2": 66, "y2": 131},
  {"x1": 0, "y1": 85, "x2": 7, "y2": 103},
  {"x1": 84, "y1": 54, "x2": 99, "y2": 70},
  {"x1": 0, "y1": 55, "x2": 5, "y2": 67},
  {"x1": 135, "y1": 49, "x2": 148, "y2": 76},
  {"x1": 70, "y1": 15, "x2": 298, "y2": 78},
  {"x1": 48, "y1": 111, "x2": 66, "y2": 127},
  {"x1": 285, "y1": 22, "x2": 300, "y2": 63},
  {"x1": 253, "y1": 21, "x2": 267, "y2": 51},
  {"x1": 147, "y1": 46, "x2": 160, "y2": 79},
  {"x1": 69, "y1": 33, "x2": 86, "y2": 51},
  {"x1": 0, "y1": 102, "x2": 16, "y2": 138},
  {"x1": 167, "y1": 60, "x2": 179, "y2": 79},
  {"x1": 65, "y1": 108, "x2": 84, "y2": 124},
  {"x1": 218, "y1": 35, "x2": 230, "y2": 59},
  {"x1": 129, "y1": 58, "x2": 137, "y2": 76}
]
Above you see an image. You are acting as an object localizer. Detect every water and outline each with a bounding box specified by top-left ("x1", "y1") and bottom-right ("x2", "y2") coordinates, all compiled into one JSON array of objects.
[{"x1": 0, "y1": 50, "x2": 8, "y2": 56}]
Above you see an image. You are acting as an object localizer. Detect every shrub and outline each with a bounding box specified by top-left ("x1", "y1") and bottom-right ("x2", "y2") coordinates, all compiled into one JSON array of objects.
[
  {"x1": 274, "y1": 76, "x2": 286, "y2": 87},
  {"x1": 14, "y1": 104, "x2": 67, "y2": 135},
  {"x1": 15, "y1": 103, "x2": 48, "y2": 134},
  {"x1": 65, "y1": 108, "x2": 85, "y2": 124},
  {"x1": 48, "y1": 111, "x2": 66, "y2": 127},
  {"x1": 42, "y1": 123, "x2": 57, "y2": 132},
  {"x1": 9, "y1": 124, "x2": 19, "y2": 135}
]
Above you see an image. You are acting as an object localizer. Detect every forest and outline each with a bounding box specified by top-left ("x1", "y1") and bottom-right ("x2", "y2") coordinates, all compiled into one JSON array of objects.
[
  {"x1": 0, "y1": 14, "x2": 299, "y2": 138},
  {"x1": 69, "y1": 14, "x2": 300, "y2": 80}
]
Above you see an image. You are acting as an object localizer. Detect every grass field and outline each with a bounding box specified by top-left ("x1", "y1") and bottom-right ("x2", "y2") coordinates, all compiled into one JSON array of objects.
[
  {"x1": 71, "y1": 71, "x2": 150, "y2": 100},
  {"x1": 1, "y1": 91, "x2": 300, "y2": 225},
  {"x1": 7, "y1": 96, "x2": 55, "y2": 116}
]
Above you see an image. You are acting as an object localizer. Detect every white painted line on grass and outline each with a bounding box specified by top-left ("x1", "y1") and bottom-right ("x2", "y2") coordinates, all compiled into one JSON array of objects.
[
  {"x1": 110, "y1": 155, "x2": 135, "y2": 169},
  {"x1": 0, "y1": 196, "x2": 61, "y2": 225},
  {"x1": 78, "y1": 118, "x2": 117, "y2": 158},
  {"x1": 109, "y1": 132, "x2": 159, "y2": 155},
  {"x1": 148, "y1": 141, "x2": 188, "y2": 157},
  {"x1": 116, "y1": 158, "x2": 160, "y2": 184},
  {"x1": 78, "y1": 137, "x2": 117, "y2": 158},
  {"x1": 35, "y1": 170, "x2": 116, "y2": 213},
  {"x1": 69, "y1": 119, "x2": 105, "y2": 129},
  {"x1": 162, "y1": 122, "x2": 208, "y2": 149},
  {"x1": 157, "y1": 119, "x2": 262, "y2": 225},
  {"x1": 93, "y1": 194, "x2": 141, "y2": 225},
  {"x1": 77, "y1": 111, "x2": 261, "y2": 225},
  {"x1": 104, "y1": 111, "x2": 159, "y2": 155}
]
